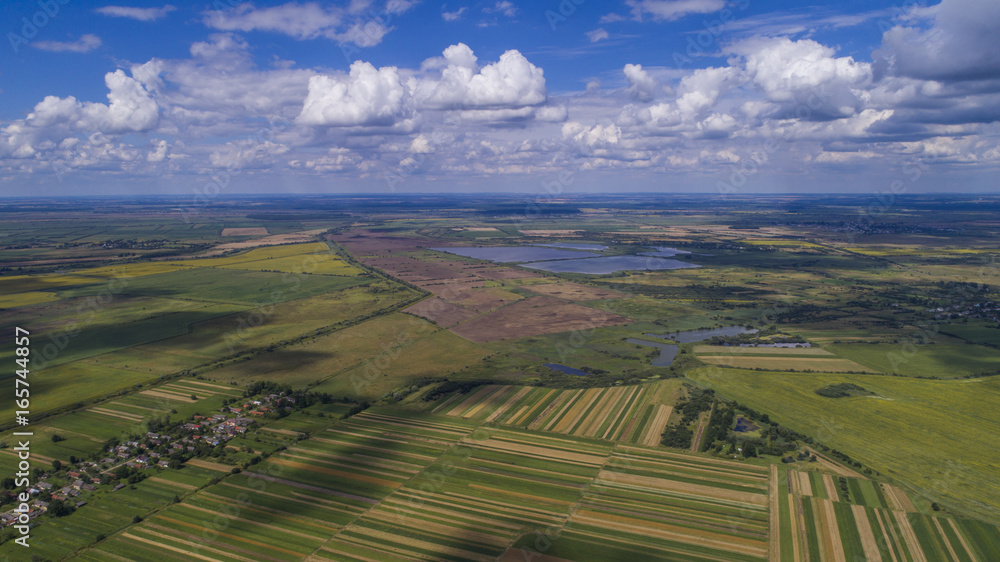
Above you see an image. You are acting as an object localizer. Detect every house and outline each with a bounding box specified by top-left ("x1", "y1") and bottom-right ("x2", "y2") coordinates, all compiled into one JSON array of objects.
[
  {"x1": 75, "y1": 501, "x2": 87, "y2": 508},
  {"x1": 158, "y1": 460, "x2": 170, "y2": 468},
  {"x1": 113, "y1": 484, "x2": 125, "y2": 491},
  {"x1": 72, "y1": 479, "x2": 84, "y2": 490},
  {"x1": 82, "y1": 484, "x2": 96, "y2": 492},
  {"x1": 37, "y1": 482, "x2": 52, "y2": 491},
  {"x1": 66, "y1": 471, "x2": 81, "y2": 479}
]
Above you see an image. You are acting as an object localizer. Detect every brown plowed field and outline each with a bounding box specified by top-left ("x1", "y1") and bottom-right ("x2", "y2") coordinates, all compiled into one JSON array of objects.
[
  {"x1": 450, "y1": 296, "x2": 629, "y2": 342},
  {"x1": 526, "y1": 282, "x2": 628, "y2": 301},
  {"x1": 404, "y1": 298, "x2": 480, "y2": 327}
]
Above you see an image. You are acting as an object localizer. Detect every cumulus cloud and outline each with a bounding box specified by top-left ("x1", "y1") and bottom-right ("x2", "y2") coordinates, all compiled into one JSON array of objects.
[
  {"x1": 409, "y1": 134, "x2": 434, "y2": 153},
  {"x1": 626, "y1": 0, "x2": 726, "y2": 22},
  {"x1": 34, "y1": 34, "x2": 102, "y2": 53},
  {"x1": 875, "y1": 0, "x2": 1000, "y2": 82},
  {"x1": 623, "y1": 64, "x2": 659, "y2": 101},
  {"x1": 0, "y1": 69, "x2": 159, "y2": 163},
  {"x1": 296, "y1": 61, "x2": 411, "y2": 127},
  {"x1": 147, "y1": 139, "x2": 169, "y2": 162},
  {"x1": 724, "y1": 37, "x2": 871, "y2": 121},
  {"x1": 96, "y1": 5, "x2": 176, "y2": 21},
  {"x1": 29, "y1": 70, "x2": 159, "y2": 134},
  {"x1": 416, "y1": 43, "x2": 547, "y2": 110}
]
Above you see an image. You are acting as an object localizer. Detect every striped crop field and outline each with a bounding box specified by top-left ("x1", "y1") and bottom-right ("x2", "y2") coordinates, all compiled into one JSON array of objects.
[
  {"x1": 775, "y1": 466, "x2": 1000, "y2": 561},
  {"x1": 75, "y1": 407, "x2": 1000, "y2": 561},
  {"x1": 321, "y1": 426, "x2": 613, "y2": 561},
  {"x1": 86, "y1": 410, "x2": 479, "y2": 561},
  {"x1": 515, "y1": 445, "x2": 771, "y2": 561},
  {"x1": 430, "y1": 382, "x2": 673, "y2": 445}
]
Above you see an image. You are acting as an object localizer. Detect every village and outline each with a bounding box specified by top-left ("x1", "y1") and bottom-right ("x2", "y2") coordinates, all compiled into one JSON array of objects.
[{"x1": 0, "y1": 391, "x2": 296, "y2": 527}]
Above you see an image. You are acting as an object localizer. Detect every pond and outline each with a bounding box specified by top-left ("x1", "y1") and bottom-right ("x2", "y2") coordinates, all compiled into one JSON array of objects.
[
  {"x1": 625, "y1": 338, "x2": 680, "y2": 367},
  {"x1": 544, "y1": 363, "x2": 589, "y2": 376},
  {"x1": 430, "y1": 246, "x2": 598, "y2": 262},
  {"x1": 734, "y1": 416, "x2": 760, "y2": 433},
  {"x1": 645, "y1": 326, "x2": 759, "y2": 343},
  {"x1": 523, "y1": 255, "x2": 700, "y2": 274}
]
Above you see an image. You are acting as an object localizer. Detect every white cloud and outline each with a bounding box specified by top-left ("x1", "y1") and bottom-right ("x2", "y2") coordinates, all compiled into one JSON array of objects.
[
  {"x1": 563, "y1": 122, "x2": 621, "y2": 148},
  {"x1": 735, "y1": 37, "x2": 870, "y2": 102},
  {"x1": 34, "y1": 34, "x2": 102, "y2": 53},
  {"x1": 202, "y1": 1, "x2": 400, "y2": 46},
  {"x1": 442, "y1": 7, "x2": 467, "y2": 21},
  {"x1": 296, "y1": 61, "x2": 411, "y2": 127},
  {"x1": 26, "y1": 70, "x2": 159, "y2": 134},
  {"x1": 96, "y1": 5, "x2": 176, "y2": 21},
  {"x1": 535, "y1": 105, "x2": 569, "y2": 122},
  {"x1": 876, "y1": 0, "x2": 1000, "y2": 81},
  {"x1": 386, "y1": 0, "x2": 416, "y2": 15},
  {"x1": 485, "y1": 1, "x2": 518, "y2": 17},
  {"x1": 623, "y1": 64, "x2": 659, "y2": 101},
  {"x1": 599, "y1": 13, "x2": 626, "y2": 23},
  {"x1": 147, "y1": 139, "x2": 169, "y2": 162},
  {"x1": 586, "y1": 28, "x2": 610, "y2": 43},
  {"x1": 626, "y1": 0, "x2": 726, "y2": 22},
  {"x1": 410, "y1": 134, "x2": 434, "y2": 153},
  {"x1": 416, "y1": 44, "x2": 547, "y2": 110}
]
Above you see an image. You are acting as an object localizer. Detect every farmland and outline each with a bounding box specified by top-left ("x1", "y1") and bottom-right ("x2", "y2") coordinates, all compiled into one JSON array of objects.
[
  {"x1": 2, "y1": 194, "x2": 1000, "y2": 559},
  {"x1": 428, "y1": 381, "x2": 681, "y2": 446}
]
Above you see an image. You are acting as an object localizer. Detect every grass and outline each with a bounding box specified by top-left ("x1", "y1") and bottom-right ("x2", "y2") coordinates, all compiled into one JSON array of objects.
[
  {"x1": 697, "y1": 355, "x2": 878, "y2": 373},
  {"x1": 827, "y1": 337, "x2": 1000, "y2": 378},
  {"x1": 687, "y1": 365, "x2": 1000, "y2": 524},
  {"x1": 64, "y1": 267, "x2": 369, "y2": 306},
  {"x1": 314, "y1": 324, "x2": 490, "y2": 400}
]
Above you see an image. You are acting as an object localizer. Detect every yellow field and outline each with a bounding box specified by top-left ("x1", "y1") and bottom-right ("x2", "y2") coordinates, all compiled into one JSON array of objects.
[
  {"x1": 692, "y1": 345, "x2": 834, "y2": 356},
  {"x1": 842, "y1": 246, "x2": 999, "y2": 256},
  {"x1": 0, "y1": 291, "x2": 61, "y2": 308},
  {"x1": 76, "y1": 262, "x2": 196, "y2": 278},
  {"x1": 162, "y1": 242, "x2": 332, "y2": 268},
  {"x1": 0, "y1": 274, "x2": 103, "y2": 294},
  {"x1": 698, "y1": 355, "x2": 879, "y2": 373},
  {"x1": 217, "y1": 253, "x2": 361, "y2": 276},
  {"x1": 744, "y1": 239, "x2": 824, "y2": 248}
]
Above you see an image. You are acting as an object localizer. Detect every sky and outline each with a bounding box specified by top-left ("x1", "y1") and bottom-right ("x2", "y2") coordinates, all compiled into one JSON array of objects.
[{"x1": 1, "y1": 0, "x2": 999, "y2": 196}]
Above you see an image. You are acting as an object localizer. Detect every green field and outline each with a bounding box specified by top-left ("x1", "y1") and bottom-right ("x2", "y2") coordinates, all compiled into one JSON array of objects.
[{"x1": 688, "y1": 366, "x2": 1000, "y2": 523}]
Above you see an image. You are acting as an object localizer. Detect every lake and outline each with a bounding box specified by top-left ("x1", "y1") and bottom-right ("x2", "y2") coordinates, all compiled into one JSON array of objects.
[
  {"x1": 645, "y1": 326, "x2": 759, "y2": 343},
  {"x1": 533, "y1": 242, "x2": 608, "y2": 251},
  {"x1": 523, "y1": 255, "x2": 700, "y2": 274},
  {"x1": 430, "y1": 246, "x2": 598, "y2": 262},
  {"x1": 626, "y1": 338, "x2": 680, "y2": 367}
]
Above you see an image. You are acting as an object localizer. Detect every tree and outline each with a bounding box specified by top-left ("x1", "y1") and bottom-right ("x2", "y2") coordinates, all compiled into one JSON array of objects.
[
  {"x1": 51, "y1": 459, "x2": 62, "y2": 471},
  {"x1": 190, "y1": 394, "x2": 198, "y2": 400},
  {"x1": 132, "y1": 515, "x2": 142, "y2": 524},
  {"x1": 48, "y1": 499, "x2": 74, "y2": 517}
]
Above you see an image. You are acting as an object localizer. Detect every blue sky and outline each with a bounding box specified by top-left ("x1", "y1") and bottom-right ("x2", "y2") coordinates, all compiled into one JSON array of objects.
[{"x1": 1, "y1": 0, "x2": 998, "y2": 195}]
